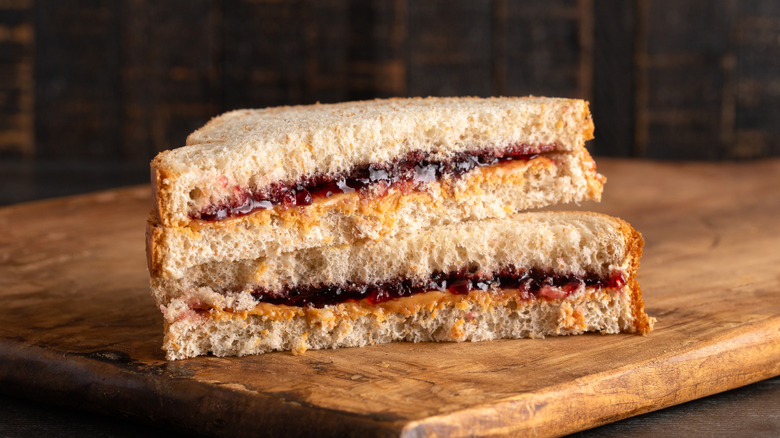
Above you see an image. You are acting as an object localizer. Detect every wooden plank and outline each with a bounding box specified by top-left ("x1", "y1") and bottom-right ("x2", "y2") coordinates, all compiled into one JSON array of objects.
[
  {"x1": 0, "y1": 0, "x2": 34, "y2": 156},
  {"x1": 636, "y1": 0, "x2": 734, "y2": 159},
  {"x1": 0, "y1": 159, "x2": 779, "y2": 436},
  {"x1": 576, "y1": 376, "x2": 780, "y2": 436},
  {"x1": 119, "y1": 0, "x2": 222, "y2": 159},
  {"x1": 407, "y1": 0, "x2": 493, "y2": 97},
  {"x1": 302, "y1": 0, "x2": 349, "y2": 103},
  {"x1": 346, "y1": 0, "x2": 407, "y2": 100},
  {"x1": 732, "y1": 2, "x2": 780, "y2": 158},
  {"x1": 33, "y1": 0, "x2": 121, "y2": 159},
  {"x1": 222, "y1": 0, "x2": 350, "y2": 109},
  {"x1": 221, "y1": 0, "x2": 306, "y2": 108},
  {"x1": 592, "y1": 0, "x2": 634, "y2": 157},
  {"x1": 500, "y1": 0, "x2": 586, "y2": 99},
  {"x1": 14, "y1": 1, "x2": 780, "y2": 162}
]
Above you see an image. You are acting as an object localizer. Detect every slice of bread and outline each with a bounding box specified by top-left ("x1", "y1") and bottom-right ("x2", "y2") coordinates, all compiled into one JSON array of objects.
[
  {"x1": 151, "y1": 96, "x2": 595, "y2": 227},
  {"x1": 148, "y1": 149, "x2": 604, "y2": 279},
  {"x1": 154, "y1": 212, "x2": 653, "y2": 360}
]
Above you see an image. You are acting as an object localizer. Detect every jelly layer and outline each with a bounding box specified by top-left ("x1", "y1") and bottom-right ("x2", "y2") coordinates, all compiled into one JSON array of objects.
[
  {"x1": 249, "y1": 267, "x2": 625, "y2": 309},
  {"x1": 196, "y1": 143, "x2": 557, "y2": 221}
]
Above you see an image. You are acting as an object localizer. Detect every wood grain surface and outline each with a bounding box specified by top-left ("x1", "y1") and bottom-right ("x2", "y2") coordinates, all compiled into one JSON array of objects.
[
  {"x1": 5, "y1": 1, "x2": 780, "y2": 161},
  {"x1": 1, "y1": 159, "x2": 779, "y2": 437}
]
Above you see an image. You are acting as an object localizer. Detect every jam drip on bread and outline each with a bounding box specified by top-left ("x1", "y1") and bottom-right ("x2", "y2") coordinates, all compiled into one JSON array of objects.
[{"x1": 195, "y1": 143, "x2": 557, "y2": 221}]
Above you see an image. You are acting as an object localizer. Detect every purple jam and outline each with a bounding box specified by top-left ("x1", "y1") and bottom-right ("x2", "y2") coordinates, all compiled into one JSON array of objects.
[
  {"x1": 249, "y1": 267, "x2": 625, "y2": 309},
  {"x1": 195, "y1": 143, "x2": 556, "y2": 221}
]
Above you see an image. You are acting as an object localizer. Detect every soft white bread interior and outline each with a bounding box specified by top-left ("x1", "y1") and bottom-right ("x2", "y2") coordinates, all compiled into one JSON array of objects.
[
  {"x1": 155, "y1": 212, "x2": 653, "y2": 359},
  {"x1": 148, "y1": 149, "x2": 604, "y2": 279},
  {"x1": 151, "y1": 96, "x2": 595, "y2": 226}
]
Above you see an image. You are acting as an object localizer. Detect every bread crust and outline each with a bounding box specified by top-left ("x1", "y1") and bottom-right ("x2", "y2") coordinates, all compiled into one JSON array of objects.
[{"x1": 621, "y1": 222, "x2": 654, "y2": 333}]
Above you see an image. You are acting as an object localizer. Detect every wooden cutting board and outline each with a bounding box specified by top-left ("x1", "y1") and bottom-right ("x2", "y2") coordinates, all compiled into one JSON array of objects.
[{"x1": 1, "y1": 159, "x2": 779, "y2": 437}]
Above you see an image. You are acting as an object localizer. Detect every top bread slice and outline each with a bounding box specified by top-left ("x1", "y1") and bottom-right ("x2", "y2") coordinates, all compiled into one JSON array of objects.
[{"x1": 152, "y1": 96, "x2": 594, "y2": 227}]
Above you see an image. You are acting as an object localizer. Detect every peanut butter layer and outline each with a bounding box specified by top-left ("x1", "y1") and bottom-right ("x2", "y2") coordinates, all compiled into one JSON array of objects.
[
  {"x1": 193, "y1": 143, "x2": 557, "y2": 221},
  {"x1": 185, "y1": 155, "x2": 555, "y2": 232},
  {"x1": 203, "y1": 286, "x2": 626, "y2": 331},
  {"x1": 247, "y1": 266, "x2": 625, "y2": 309}
]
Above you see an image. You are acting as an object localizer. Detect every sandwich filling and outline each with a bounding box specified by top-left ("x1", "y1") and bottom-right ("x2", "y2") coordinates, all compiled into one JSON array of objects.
[
  {"x1": 167, "y1": 267, "x2": 641, "y2": 340},
  {"x1": 195, "y1": 143, "x2": 557, "y2": 221},
  {"x1": 247, "y1": 267, "x2": 625, "y2": 308}
]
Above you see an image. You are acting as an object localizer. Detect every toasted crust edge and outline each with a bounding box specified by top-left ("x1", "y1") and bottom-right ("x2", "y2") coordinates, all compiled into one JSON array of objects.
[
  {"x1": 151, "y1": 158, "x2": 174, "y2": 227},
  {"x1": 145, "y1": 212, "x2": 163, "y2": 278},
  {"x1": 622, "y1": 222, "x2": 654, "y2": 334}
]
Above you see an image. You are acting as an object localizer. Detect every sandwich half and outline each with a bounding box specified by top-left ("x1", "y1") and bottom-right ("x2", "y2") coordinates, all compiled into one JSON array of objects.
[
  {"x1": 147, "y1": 97, "x2": 604, "y2": 280},
  {"x1": 154, "y1": 212, "x2": 654, "y2": 360}
]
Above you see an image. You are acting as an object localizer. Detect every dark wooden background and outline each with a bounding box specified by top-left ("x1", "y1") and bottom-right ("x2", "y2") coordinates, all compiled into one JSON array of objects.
[
  {"x1": 1, "y1": 0, "x2": 779, "y2": 204},
  {"x1": 1, "y1": 2, "x2": 780, "y2": 436}
]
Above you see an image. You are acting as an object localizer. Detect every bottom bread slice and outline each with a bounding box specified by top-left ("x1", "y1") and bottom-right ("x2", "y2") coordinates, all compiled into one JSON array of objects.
[{"x1": 162, "y1": 285, "x2": 651, "y2": 360}]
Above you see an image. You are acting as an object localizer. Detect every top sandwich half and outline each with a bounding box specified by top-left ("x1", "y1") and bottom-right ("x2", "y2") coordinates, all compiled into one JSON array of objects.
[{"x1": 151, "y1": 96, "x2": 600, "y2": 228}]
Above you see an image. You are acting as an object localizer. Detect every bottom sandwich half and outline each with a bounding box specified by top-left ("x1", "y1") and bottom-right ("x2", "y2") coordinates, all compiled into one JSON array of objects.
[{"x1": 150, "y1": 212, "x2": 654, "y2": 360}]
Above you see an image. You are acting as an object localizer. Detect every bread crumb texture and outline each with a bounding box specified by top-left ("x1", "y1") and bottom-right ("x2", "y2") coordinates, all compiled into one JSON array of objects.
[{"x1": 161, "y1": 286, "x2": 644, "y2": 360}]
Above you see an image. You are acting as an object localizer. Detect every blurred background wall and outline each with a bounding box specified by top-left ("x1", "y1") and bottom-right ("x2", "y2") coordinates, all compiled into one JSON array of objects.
[{"x1": 1, "y1": 0, "x2": 779, "y2": 204}]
